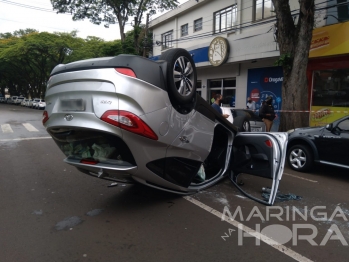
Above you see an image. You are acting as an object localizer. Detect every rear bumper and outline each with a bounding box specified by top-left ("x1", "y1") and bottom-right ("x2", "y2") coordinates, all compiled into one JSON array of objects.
[{"x1": 65, "y1": 157, "x2": 137, "y2": 183}]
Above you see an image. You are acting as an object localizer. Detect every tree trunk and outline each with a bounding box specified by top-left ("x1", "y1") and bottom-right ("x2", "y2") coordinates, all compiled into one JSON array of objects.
[
  {"x1": 118, "y1": 20, "x2": 125, "y2": 42},
  {"x1": 272, "y1": 0, "x2": 315, "y2": 131}
]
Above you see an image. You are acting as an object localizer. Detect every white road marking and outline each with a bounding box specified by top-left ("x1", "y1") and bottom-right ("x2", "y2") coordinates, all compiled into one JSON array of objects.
[
  {"x1": 284, "y1": 173, "x2": 318, "y2": 183},
  {"x1": 183, "y1": 196, "x2": 313, "y2": 262},
  {"x1": 22, "y1": 123, "x2": 39, "y2": 132},
  {"x1": 0, "y1": 137, "x2": 52, "y2": 142},
  {"x1": 1, "y1": 124, "x2": 13, "y2": 133}
]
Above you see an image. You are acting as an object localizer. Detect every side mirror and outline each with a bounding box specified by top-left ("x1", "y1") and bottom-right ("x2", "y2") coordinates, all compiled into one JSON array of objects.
[{"x1": 326, "y1": 123, "x2": 333, "y2": 131}]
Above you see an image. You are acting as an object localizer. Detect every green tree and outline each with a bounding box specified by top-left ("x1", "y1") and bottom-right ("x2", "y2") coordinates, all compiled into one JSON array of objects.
[
  {"x1": 0, "y1": 32, "x2": 78, "y2": 98},
  {"x1": 272, "y1": 0, "x2": 315, "y2": 131},
  {"x1": 50, "y1": 0, "x2": 179, "y2": 42},
  {"x1": 0, "y1": 28, "x2": 38, "y2": 39},
  {"x1": 102, "y1": 40, "x2": 124, "y2": 56},
  {"x1": 0, "y1": 36, "x2": 30, "y2": 97},
  {"x1": 0, "y1": 28, "x2": 142, "y2": 99}
]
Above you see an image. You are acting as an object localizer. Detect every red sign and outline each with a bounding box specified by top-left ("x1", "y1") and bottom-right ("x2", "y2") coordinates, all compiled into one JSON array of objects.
[{"x1": 250, "y1": 88, "x2": 260, "y2": 102}]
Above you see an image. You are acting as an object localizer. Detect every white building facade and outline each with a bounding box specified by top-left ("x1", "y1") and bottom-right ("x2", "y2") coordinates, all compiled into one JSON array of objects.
[{"x1": 149, "y1": 0, "x2": 327, "y2": 114}]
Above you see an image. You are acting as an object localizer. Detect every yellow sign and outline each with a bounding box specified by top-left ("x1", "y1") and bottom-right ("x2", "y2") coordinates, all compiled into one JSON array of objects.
[
  {"x1": 310, "y1": 106, "x2": 349, "y2": 126},
  {"x1": 309, "y1": 21, "x2": 349, "y2": 58}
]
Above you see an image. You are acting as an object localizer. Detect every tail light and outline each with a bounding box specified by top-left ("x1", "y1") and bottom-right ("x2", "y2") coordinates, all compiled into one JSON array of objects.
[
  {"x1": 115, "y1": 68, "x2": 136, "y2": 78},
  {"x1": 101, "y1": 110, "x2": 158, "y2": 140},
  {"x1": 265, "y1": 140, "x2": 273, "y2": 148},
  {"x1": 42, "y1": 111, "x2": 49, "y2": 124}
]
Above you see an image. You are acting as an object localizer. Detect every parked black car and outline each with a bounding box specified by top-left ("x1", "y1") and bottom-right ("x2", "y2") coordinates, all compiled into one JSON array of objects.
[{"x1": 287, "y1": 116, "x2": 349, "y2": 172}]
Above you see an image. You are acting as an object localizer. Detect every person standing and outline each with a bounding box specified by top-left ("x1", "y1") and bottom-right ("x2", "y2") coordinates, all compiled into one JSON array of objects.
[
  {"x1": 211, "y1": 94, "x2": 229, "y2": 118},
  {"x1": 259, "y1": 96, "x2": 275, "y2": 132},
  {"x1": 246, "y1": 97, "x2": 256, "y2": 111}
]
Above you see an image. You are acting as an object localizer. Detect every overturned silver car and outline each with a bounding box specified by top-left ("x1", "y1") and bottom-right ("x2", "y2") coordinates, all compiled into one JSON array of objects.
[{"x1": 43, "y1": 48, "x2": 287, "y2": 205}]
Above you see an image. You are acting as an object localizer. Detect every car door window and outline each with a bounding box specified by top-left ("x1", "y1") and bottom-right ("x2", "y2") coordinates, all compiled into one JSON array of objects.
[{"x1": 337, "y1": 119, "x2": 349, "y2": 132}]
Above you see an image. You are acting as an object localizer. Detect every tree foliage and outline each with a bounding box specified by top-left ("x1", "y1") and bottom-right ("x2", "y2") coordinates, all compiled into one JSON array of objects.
[
  {"x1": 50, "y1": 0, "x2": 179, "y2": 41},
  {"x1": 0, "y1": 28, "x2": 141, "y2": 98},
  {"x1": 272, "y1": 0, "x2": 315, "y2": 131},
  {"x1": 0, "y1": 31, "x2": 78, "y2": 98},
  {"x1": 0, "y1": 29, "x2": 38, "y2": 39}
]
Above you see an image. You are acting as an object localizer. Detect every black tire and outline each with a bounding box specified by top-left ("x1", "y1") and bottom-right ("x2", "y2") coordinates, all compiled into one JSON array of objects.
[
  {"x1": 160, "y1": 48, "x2": 197, "y2": 105},
  {"x1": 287, "y1": 144, "x2": 313, "y2": 172},
  {"x1": 233, "y1": 116, "x2": 251, "y2": 132}
]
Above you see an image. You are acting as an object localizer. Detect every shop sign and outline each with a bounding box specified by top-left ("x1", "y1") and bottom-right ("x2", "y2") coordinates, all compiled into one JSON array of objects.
[
  {"x1": 310, "y1": 21, "x2": 349, "y2": 58},
  {"x1": 310, "y1": 106, "x2": 349, "y2": 127}
]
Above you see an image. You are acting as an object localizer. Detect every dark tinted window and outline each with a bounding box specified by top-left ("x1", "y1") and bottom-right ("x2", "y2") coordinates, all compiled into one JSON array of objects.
[
  {"x1": 338, "y1": 119, "x2": 349, "y2": 131},
  {"x1": 223, "y1": 78, "x2": 236, "y2": 87},
  {"x1": 209, "y1": 79, "x2": 221, "y2": 88},
  {"x1": 312, "y1": 69, "x2": 349, "y2": 107}
]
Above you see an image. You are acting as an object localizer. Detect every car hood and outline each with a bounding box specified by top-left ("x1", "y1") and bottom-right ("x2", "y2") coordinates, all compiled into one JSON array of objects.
[{"x1": 290, "y1": 126, "x2": 324, "y2": 137}]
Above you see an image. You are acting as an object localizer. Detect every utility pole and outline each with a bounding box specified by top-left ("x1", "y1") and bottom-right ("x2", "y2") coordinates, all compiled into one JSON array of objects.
[{"x1": 143, "y1": 13, "x2": 150, "y2": 57}]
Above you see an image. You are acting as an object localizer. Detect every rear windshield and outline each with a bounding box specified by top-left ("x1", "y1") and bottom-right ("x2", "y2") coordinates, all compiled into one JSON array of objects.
[
  {"x1": 35, "y1": 99, "x2": 40, "y2": 102},
  {"x1": 41, "y1": 100, "x2": 45, "y2": 102},
  {"x1": 48, "y1": 128, "x2": 136, "y2": 166}
]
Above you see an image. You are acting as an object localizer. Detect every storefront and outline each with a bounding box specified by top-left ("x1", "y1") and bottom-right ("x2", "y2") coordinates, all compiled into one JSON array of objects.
[
  {"x1": 307, "y1": 21, "x2": 349, "y2": 126},
  {"x1": 246, "y1": 66, "x2": 283, "y2": 131}
]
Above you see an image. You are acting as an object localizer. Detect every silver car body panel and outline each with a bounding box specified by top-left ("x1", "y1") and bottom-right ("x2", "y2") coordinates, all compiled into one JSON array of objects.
[
  {"x1": 47, "y1": 69, "x2": 169, "y2": 117},
  {"x1": 166, "y1": 110, "x2": 215, "y2": 162}
]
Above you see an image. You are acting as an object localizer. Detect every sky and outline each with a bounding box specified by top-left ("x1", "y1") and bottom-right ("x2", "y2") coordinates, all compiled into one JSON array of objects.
[{"x1": 0, "y1": 0, "x2": 188, "y2": 41}]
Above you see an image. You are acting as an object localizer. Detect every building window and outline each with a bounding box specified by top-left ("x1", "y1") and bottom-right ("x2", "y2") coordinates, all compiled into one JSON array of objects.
[
  {"x1": 161, "y1": 30, "x2": 173, "y2": 50},
  {"x1": 214, "y1": 5, "x2": 237, "y2": 33},
  {"x1": 337, "y1": 0, "x2": 349, "y2": 22},
  {"x1": 312, "y1": 69, "x2": 349, "y2": 107},
  {"x1": 254, "y1": 0, "x2": 274, "y2": 20},
  {"x1": 181, "y1": 24, "x2": 188, "y2": 36},
  {"x1": 194, "y1": 18, "x2": 203, "y2": 32},
  {"x1": 208, "y1": 78, "x2": 236, "y2": 106}
]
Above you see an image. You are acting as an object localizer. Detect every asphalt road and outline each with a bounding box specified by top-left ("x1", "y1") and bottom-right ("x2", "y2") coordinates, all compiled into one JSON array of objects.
[{"x1": 1, "y1": 103, "x2": 349, "y2": 262}]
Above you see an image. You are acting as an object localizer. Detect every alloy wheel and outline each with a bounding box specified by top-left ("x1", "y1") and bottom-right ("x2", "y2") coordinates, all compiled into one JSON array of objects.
[
  {"x1": 243, "y1": 121, "x2": 250, "y2": 132},
  {"x1": 173, "y1": 56, "x2": 194, "y2": 97},
  {"x1": 289, "y1": 148, "x2": 307, "y2": 169}
]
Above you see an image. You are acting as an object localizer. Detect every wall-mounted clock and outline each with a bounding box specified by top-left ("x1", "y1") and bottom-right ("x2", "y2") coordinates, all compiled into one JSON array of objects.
[{"x1": 208, "y1": 37, "x2": 230, "y2": 66}]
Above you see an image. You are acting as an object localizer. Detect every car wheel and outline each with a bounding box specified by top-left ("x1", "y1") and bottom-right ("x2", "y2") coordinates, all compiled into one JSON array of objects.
[
  {"x1": 160, "y1": 48, "x2": 197, "y2": 105},
  {"x1": 233, "y1": 116, "x2": 251, "y2": 132},
  {"x1": 287, "y1": 144, "x2": 313, "y2": 172}
]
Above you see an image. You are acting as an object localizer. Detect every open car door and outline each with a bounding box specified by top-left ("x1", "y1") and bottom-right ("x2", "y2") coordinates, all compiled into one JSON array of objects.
[{"x1": 230, "y1": 132, "x2": 288, "y2": 205}]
